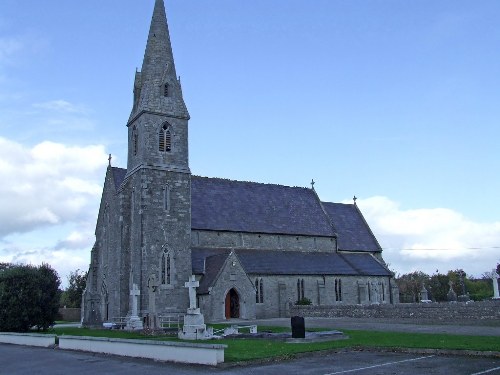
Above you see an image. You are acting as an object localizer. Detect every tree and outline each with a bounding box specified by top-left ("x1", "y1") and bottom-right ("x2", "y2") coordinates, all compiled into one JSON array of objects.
[
  {"x1": 0, "y1": 263, "x2": 61, "y2": 332},
  {"x1": 60, "y1": 269, "x2": 88, "y2": 308},
  {"x1": 396, "y1": 271, "x2": 429, "y2": 303},
  {"x1": 428, "y1": 272, "x2": 449, "y2": 302}
]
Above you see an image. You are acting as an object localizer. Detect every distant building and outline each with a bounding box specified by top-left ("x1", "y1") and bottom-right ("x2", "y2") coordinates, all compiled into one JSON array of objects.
[{"x1": 82, "y1": 0, "x2": 398, "y2": 325}]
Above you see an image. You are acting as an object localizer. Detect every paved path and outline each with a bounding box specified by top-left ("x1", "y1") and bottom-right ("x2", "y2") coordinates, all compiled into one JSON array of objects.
[
  {"x1": 1, "y1": 343, "x2": 500, "y2": 375},
  {"x1": 219, "y1": 317, "x2": 500, "y2": 337}
]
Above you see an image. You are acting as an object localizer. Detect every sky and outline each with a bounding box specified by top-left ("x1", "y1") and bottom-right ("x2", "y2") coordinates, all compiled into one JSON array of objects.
[{"x1": 0, "y1": 0, "x2": 499, "y2": 288}]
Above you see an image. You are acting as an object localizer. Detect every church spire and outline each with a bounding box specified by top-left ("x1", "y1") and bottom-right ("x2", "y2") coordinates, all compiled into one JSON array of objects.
[{"x1": 129, "y1": 0, "x2": 189, "y2": 121}]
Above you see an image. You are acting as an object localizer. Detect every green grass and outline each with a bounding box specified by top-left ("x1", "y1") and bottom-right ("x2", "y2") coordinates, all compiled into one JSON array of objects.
[{"x1": 46, "y1": 326, "x2": 500, "y2": 363}]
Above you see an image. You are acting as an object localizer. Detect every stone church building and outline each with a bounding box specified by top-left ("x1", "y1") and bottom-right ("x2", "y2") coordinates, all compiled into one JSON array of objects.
[{"x1": 82, "y1": 0, "x2": 398, "y2": 325}]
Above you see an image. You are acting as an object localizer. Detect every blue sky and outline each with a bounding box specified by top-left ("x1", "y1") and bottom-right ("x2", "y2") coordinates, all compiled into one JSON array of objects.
[{"x1": 1, "y1": 0, "x2": 499, "y2": 287}]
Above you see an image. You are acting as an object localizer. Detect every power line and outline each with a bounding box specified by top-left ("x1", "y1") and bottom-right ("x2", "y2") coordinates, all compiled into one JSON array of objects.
[{"x1": 381, "y1": 246, "x2": 500, "y2": 251}]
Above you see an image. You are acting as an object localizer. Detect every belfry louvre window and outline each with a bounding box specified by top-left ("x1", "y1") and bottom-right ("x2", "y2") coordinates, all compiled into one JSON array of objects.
[
  {"x1": 164, "y1": 83, "x2": 169, "y2": 97},
  {"x1": 159, "y1": 123, "x2": 172, "y2": 152},
  {"x1": 132, "y1": 126, "x2": 138, "y2": 156}
]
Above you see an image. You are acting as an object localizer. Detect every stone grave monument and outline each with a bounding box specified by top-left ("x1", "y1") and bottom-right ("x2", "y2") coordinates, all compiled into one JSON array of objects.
[
  {"x1": 126, "y1": 283, "x2": 143, "y2": 330},
  {"x1": 291, "y1": 316, "x2": 305, "y2": 339},
  {"x1": 420, "y1": 284, "x2": 430, "y2": 302},
  {"x1": 178, "y1": 275, "x2": 211, "y2": 340},
  {"x1": 145, "y1": 274, "x2": 160, "y2": 329},
  {"x1": 447, "y1": 281, "x2": 457, "y2": 302},
  {"x1": 491, "y1": 269, "x2": 500, "y2": 299}
]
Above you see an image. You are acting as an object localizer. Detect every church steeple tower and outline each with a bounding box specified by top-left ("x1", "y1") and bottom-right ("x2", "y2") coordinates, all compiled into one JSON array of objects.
[
  {"x1": 127, "y1": 0, "x2": 189, "y2": 173},
  {"x1": 122, "y1": 0, "x2": 192, "y2": 315}
]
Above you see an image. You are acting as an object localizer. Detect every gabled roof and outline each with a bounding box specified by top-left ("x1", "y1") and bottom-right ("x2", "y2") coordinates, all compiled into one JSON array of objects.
[
  {"x1": 322, "y1": 202, "x2": 381, "y2": 252},
  {"x1": 107, "y1": 169, "x2": 382, "y2": 252},
  {"x1": 192, "y1": 247, "x2": 391, "y2": 277},
  {"x1": 197, "y1": 252, "x2": 229, "y2": 294},
  {"x1": 191, "y1": 176, "x2": 335, "y2": 237}
]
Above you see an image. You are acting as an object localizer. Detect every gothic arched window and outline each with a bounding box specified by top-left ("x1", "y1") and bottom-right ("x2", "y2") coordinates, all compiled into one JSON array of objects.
[
  {"x1": 297, "y1": 278, "x2": 305, "y2": 301},
  {"x1": 159, "y1": 123, "x2": 172, "y2": 152},
  {"x1": 255, "y1": 278, "x2": 264, "y2": 304},
  {"x1": 164, "y1": 185, "x2": 170, "y2": 212},
  {"x1": 161, "y1": 250, "x2": 172, "y2": 285},
  {"x1": 335, "y1": 278, "x2": 342, "y2": 302}
]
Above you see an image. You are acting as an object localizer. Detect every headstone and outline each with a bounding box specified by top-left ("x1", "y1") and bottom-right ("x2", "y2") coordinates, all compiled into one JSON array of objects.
[
  {"x1": 447, "y1": 281, "x2": 457, "y2": 302},
  {"x1": 178, "y1": 275, "x2": 211, "y2": 340},
  {"x1": 420, "y1": 284, "x2": 429, "y2": 302},
  {"x1": 491, "y1": 269, "x2": 500, "y2": 299},
  {"x1": 291, "y1": 316, "x2": 305, "y2": 339},
  {"x1": 146, "y1": 274, "x2": 160, "y2": 329},
  {"x1": 126, "y1": 283, "x2": 143, "y2": 330}
]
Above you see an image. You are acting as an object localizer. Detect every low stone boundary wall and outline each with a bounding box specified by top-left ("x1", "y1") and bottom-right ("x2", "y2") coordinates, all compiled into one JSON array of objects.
[
  {"x1": 58, "y1": 335, "x2": 226, "y2": 365},
  {"x1": 290, "y1": 300, "x2": 500, "y2": 322},
  {"x1": 0, "y1": 333, "x2": 56, "y2": 347},
  {"x1": 58, "y1": 307, "x2": 81, "y2": 322}
]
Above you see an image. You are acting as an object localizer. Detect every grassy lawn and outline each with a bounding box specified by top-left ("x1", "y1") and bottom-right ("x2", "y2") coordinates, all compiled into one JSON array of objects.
[{"x1": 47, "y1": 325, "x2": 500, "y2": 363}]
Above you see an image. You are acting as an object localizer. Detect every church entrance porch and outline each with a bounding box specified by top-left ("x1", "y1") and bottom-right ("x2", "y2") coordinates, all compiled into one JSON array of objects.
[{"x1": 225, "y1": 288, "x2": 240, "y2": 319}]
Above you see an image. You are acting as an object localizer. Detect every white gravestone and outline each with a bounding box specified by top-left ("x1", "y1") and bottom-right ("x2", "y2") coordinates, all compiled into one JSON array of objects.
[
  {"x1": 178, "y1": 275, "x2": 211, "y2": 340},
  {"x1": 491, "y1": 269, "x2": 500, "y2": 299},
  {"x1": 126, "y1": 283, "x2": 143, "y2": 330}
]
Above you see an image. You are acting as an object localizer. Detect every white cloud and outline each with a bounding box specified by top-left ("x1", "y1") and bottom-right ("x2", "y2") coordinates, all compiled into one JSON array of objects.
[
  {"x1": 354, "y1": 196, "x2": 500, "y2": 277},
  {"x1": 0, "y1": 137, "x2": 108, "y2": 238},
  {"x1": 33, "y1": 100, "x2": 88, "y2": 115}
]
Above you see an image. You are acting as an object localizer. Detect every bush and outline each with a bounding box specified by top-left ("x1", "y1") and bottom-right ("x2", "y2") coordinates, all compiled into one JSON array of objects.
[
  {"x1": 0, "y1": 263, "x2": 61, "y2": 332},
  {"x1": 295, "y1": 297, "x2": 312, "y2": 305}
]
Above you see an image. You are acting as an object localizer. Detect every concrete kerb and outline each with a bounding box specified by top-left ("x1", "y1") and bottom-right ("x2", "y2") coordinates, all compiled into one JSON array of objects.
[
  {"x1": 58, "y1": 335, "x2": 227, "y2": 365},
  {"x1": 0, "y1": 332, "x2": 57, "y2": 347}
]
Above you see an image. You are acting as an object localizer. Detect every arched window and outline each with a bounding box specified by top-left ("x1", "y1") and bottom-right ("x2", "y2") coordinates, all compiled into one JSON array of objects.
[
  {"x1": 159, "y1": 123, "x2": 172, "y2": 152},
  {"x1": 255, "y1": 278, "x2": 264, "y2": 304},
  {"x1": 163, "y1": 83, "x2": 169, "y2": 97},
  {"x1": 164, "y1": 185, "x2": 170, "y2": 212},
  {"x1": 335, "y1": 278, "x2": 342, "y2": 302},
  {"x1": 161, "y1": 250, "x2": 172, "y2": 285},
  {"x1": 297, "y1": 278, "x2": 305, "y2": 301},
  {"x1": 132, "y1": 126, "x2": 138, "y2": 156}
]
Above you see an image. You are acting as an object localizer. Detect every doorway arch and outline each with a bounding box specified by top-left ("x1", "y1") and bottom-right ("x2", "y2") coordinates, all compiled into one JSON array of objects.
[{"x1": 225, "y1": 288, "x2": 240, "y2": 319}]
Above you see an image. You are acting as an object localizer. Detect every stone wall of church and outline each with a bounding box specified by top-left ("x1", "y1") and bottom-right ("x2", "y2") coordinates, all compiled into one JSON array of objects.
[
  {"x1": 192, "y1": 230, "x2": 337, "y2": 252},
  {"x1": 249, "y1": 275, "x2": 393, "y2": 319},
  {"x1": 122, "y1": 167, "x2": 192, "y2": 317}
]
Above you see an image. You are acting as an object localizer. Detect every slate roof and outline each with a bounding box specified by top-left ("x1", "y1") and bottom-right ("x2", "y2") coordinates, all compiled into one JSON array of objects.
[
  {"x1": 192, "y1": 248, "x2": 391, "y2": 278},
  {"x1": 111, "y1": 167, "x2": 127, "y2": 189},
  {"x1": 322, "y1": 202, "x2": 381, "y2": 252},
  {"x1": 108, "y1": 169, "x2": 381, "y2": 253},
  {"x1": 197, "y1": 253, "x2": 230, "y2": 294},
  {"x1": 191, "y1": 176, "x2": 335, "y2": 237}
]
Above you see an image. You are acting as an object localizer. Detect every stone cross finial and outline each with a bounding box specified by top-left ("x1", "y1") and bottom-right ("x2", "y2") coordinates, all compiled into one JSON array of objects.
[
  {"x1": 108, "y1": 154, "x2": 112, "y2": 166},
  {"x1": 353, "y1": 195, "x2": 357, "y2": 204},
  {"x1": 130, "y1": 283, "x2": 140, "y2": 316},
  {"x1": 185, "y1": 275, "x2": 199, "y2": 310},
  {"x1": 311, "y1": 179, "x2": 315, "y2": 189}
]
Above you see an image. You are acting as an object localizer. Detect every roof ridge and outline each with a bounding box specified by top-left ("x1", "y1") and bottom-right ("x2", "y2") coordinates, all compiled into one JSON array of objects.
[{"x1": 192, "y1": 175, "x2": 311, "y2": 190}]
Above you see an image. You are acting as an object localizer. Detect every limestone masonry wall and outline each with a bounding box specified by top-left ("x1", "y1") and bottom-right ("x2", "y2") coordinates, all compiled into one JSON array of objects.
[{"x1": 290, "y1": 300, "x2": 500, "y2": 322}]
